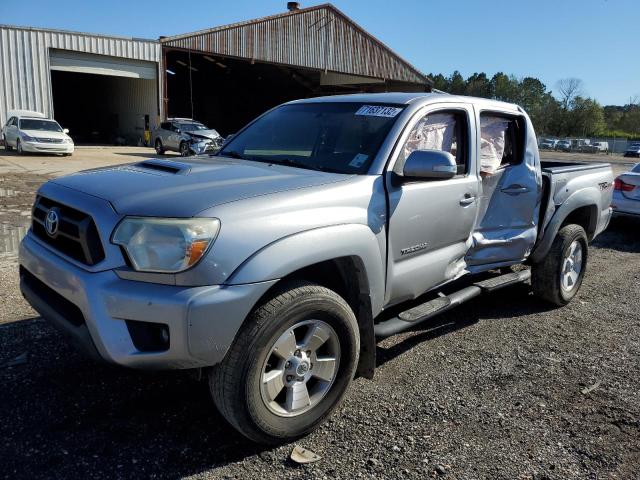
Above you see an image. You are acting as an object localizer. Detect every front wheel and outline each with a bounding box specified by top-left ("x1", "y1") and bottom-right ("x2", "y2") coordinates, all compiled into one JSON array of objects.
[
  {"x1": 532, "y1": 224, "x2": 588, "y2": 306},
  {"x1": 16, "y1": 139, "x2": 23, "y2": 155},
  {"x1": 209, "y1": 282, "x2": 360, "y2": 445},
  {"x1": 179, "y1": 141, "x2": 190, "y2": 157},
  {"x1": 154, "y1": 139, "x2": 165, "y2": 155}
]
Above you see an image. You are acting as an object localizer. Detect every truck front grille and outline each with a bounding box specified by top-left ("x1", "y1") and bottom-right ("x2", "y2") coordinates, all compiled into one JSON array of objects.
[{"x1": 32, "y1": 196, "x2": 105, "y2": 266}]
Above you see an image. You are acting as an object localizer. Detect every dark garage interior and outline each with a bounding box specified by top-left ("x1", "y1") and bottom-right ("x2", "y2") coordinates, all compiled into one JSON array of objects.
[
  {"x1": 51, "y1": 70, "x2": 157, "y2": 144},
  {"x1": 164, "y1": 49, "x2": 371, "y2": 136}
]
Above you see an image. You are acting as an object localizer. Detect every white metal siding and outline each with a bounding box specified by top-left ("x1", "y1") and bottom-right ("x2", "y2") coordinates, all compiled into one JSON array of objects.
[{"x1": 0, "y1": 25, "x2": 161, "y2": 127}]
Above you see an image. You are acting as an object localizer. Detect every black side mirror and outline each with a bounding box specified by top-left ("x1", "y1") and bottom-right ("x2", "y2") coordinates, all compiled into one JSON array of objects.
[{"x1": 403, "y1": 150, "x2": 457, "y2": 180}]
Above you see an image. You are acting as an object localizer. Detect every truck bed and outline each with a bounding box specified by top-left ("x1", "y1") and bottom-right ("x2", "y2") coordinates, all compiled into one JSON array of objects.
[{"x1": 540, "y1": 160, "x2": 611, "y2": 174}]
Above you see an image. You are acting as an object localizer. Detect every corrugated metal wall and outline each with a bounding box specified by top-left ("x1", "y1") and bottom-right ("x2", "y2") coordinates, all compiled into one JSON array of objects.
[
  {"x1": 0, "y1": 25, "x2": 161, "y2": 128},
  {"x1": 162, "y1": 5, "x2": 428, "y2": 86}
]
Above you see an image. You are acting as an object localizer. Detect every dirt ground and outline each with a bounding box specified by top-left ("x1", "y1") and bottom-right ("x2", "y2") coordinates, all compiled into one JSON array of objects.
[{"x1": 0, "y1": 149, "x2": 638, "y2": 479}]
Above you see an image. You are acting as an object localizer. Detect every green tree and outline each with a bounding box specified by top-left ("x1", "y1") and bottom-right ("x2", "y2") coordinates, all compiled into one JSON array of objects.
[{"x1": 465, "y1": 72, "x2": 492, "y2": 98}]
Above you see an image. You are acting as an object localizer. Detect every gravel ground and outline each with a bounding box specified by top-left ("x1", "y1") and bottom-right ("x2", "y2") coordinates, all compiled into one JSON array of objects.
[{"x1": 1, "y1": 158, "x2": 639, "y2": 479}]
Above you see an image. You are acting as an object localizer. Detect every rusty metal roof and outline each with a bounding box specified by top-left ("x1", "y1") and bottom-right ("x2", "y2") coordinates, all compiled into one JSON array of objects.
[{"x1": 160, "y1": 4, "x2": 430, "y2": 86}]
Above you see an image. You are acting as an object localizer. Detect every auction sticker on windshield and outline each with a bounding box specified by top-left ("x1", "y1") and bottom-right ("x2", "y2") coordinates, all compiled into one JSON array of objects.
[{"x1": 355, "y1": 105, "x2": 403, "y2": 118}]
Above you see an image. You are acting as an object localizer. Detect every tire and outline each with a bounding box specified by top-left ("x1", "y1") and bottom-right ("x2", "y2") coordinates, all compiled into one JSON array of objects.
[
  {"x1": 3, "y1": 136, "x2": 12, "y2": 151},
  {"x1": 532, "y1": 224, "x2": 588, "y2": 306},
  {"x1": 16, "y1": 139, "x2": 23, "y2": 155},
  {"x1": 154, "y1": 139, "x2": 165, "y2": 155},
  {"x1": 179, "y1": 141, "x2": 190, "y2": 157},
  {"x1": 209, "y1": 281, "x2": 360, "y2": 445}
]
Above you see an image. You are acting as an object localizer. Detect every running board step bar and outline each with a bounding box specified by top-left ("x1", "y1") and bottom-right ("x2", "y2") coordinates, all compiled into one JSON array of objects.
[{"x1": 374, "y1": 269, "x2": 531, "y2": 339}]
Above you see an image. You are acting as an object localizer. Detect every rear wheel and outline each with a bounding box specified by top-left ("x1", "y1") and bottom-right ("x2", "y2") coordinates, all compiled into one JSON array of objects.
[
  {"x1": 3, "y1": 136, "x2": 12, "y2": 151},
  {"x1": 209, "y1": 282, "x2": 359, "y2": 445},
  {"x1": 532, "y1": 224, "x2": 588, "y2": 306},
  {"x1": 154, "y1": 139, "x2": 165, "y2": 155}
]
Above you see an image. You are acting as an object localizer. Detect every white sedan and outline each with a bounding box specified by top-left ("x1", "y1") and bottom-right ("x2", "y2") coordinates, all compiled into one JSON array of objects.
[
  {"x1": 2, "y1": 112, "x2": 74, "y2": 156},
  {"x1": 612, "y1": 163, "x2": 640, "y2": 218}
]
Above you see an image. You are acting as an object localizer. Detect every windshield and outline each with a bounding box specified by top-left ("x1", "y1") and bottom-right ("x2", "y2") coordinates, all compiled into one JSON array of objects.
[
  {"x1": 19, "y1": 119, "x2": 62, "y2": 132},
  {"x1": 218, "y1": 102, "x2": 405, "y2": 174},
  {"x1": 632, "y1": 163, "x2": 640, "y2": 173},
  {"x1": 178, "y1": 122, "x2": 209, "y2": 132}
]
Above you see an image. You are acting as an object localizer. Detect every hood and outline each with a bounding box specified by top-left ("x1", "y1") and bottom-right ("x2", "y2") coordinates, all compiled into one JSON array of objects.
[
  {"x1": 50, "y1": 156, "x2": 351, "y2": 217},
  {"x1": 22, "y1": 129, "x2": 70, "y2": 140},
  {"x1": 186, "y1": 129, "x2": 220, "y2": 141}
]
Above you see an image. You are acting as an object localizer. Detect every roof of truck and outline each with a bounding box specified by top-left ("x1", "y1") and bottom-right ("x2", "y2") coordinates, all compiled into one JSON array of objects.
[{"x1": 289, "y1": 92, "x2": 522, "y2": 112}]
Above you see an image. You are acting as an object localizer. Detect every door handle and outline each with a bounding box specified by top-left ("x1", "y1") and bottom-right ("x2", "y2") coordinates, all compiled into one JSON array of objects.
[
  {"x1": 459, "y1": 194, "x2": 476, "y2": 206},
  {"x1": 501, "y1": 184, "x2": 530, "y2": 195}
]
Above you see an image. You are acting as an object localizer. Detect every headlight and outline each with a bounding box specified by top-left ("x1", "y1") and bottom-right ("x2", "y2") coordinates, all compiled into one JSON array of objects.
[
  {"x1": 112, "y1": 217, "x2": 220, "y2": 273},
  {"x1": 63, "y1": 137, "x2": 74, "y2": 144},
  {"x1": 22, "y1": 133, "x2": 36, "y2": 142},
  {"x1": 190, "y1": 141, "x2": 208, "y2": 154}
]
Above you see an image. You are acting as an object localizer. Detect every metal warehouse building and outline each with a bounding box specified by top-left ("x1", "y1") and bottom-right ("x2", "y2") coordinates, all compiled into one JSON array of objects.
[
  {"x1": 0, "y1": 25, "x2": 161, "y2": 144},
  {"x1": 0, "y1": 3, "x2": 430, "y2": 143}
]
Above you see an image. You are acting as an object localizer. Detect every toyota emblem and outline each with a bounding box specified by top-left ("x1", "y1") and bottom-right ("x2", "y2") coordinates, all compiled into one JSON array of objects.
[{"x1": 45, "y1": 208, "x2": 60, "y2": 236}]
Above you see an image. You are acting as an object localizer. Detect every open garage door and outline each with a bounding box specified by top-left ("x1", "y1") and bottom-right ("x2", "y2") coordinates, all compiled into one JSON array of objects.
[{"x1": 50, "y1": 50, "x2": 159, "y2": 144}]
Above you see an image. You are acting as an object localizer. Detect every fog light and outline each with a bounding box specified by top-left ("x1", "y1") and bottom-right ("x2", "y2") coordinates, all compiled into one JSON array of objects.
[
  {"x1": 125, "y1": 320, "x2": 170, "y2": 352},
  {"x1": 160, "y1": 326, "x2": 169, "y2": 344}
]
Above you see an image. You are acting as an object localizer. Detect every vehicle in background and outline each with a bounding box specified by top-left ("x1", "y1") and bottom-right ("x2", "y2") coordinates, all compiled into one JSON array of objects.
[
  {"x1": 539, "y1": 138, "x2": 557, "y2": 150},
  {"x1": 19, "y1": 93, "x2": 613, "y2": 445},
  {"x1": 555, "y1": 139, "x2": 572, "y2": 152},
  {"x1": 2, "y1": 111, "x2": 74, "y2": 156},
  {"x1": 612, "y1": 163, "x2": 640, "y2": 217},
  {"x1": 624, "y1": 142, "x2": 640, "y2": 158},
  {"x1": 582, "y1": 141, "x2": 609, "y2": 154},
  {"x1": 572, "y1": 139, "x2": 591, "y2": 152},
  {"x1": 153, "y1": 118, "x2": 223, "y2": 156}
]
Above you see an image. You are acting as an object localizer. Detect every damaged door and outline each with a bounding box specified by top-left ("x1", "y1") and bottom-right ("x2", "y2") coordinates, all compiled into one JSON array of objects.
[
  {"x1": 385, "y1": 105, "x2": 479, "y2": 304},
  {"x1": 466, "y1": 111, "x2": 542, "y2": 268}
]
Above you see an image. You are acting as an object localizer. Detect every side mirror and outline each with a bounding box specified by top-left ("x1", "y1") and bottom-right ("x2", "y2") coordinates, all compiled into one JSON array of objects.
[
  {"x1": 63, "y1": 128, "x2": 69, "y2": 134},
  {"x1": 403, "y1": 149, "x2": 457, "y2": 180}
]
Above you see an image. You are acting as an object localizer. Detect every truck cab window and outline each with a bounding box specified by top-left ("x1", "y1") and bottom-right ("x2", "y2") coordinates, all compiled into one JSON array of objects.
[
  {"x1": 395, "y1": 111, "x2": 468, "y2": 175},
  {"x1": 480, "y1": 114, "x2": 524, "y2": 175}
]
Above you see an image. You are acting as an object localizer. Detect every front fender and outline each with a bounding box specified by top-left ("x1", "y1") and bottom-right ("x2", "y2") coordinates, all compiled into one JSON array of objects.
[
  {"x1": 530, "y1": 187, "x2": 600, "y2": 263},
  {"x1": 226, "y1": 224, "x2": 386, "y2": 316}
]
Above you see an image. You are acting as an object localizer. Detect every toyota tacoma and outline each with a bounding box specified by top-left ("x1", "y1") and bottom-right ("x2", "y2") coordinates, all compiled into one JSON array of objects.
[{"x1": 19, "y1": 93, "x2": 613, "y2": 444}]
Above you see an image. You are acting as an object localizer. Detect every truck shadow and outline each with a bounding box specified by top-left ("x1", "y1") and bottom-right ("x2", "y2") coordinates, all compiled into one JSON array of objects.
[
  {"x1": 375, "y1": 283, "x2": 553, "y2": 367},
  {"x1": 0, "y1": 318, "x2": 267, "y2": 479},
  {"x1": 592, "y1": 216, "x2": 640, "y2": 253}
]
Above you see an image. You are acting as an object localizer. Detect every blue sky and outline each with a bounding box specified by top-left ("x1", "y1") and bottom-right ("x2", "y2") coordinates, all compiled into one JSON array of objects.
[{"x1": 1, "y1": 0, "x2": 638, "y2": 105}]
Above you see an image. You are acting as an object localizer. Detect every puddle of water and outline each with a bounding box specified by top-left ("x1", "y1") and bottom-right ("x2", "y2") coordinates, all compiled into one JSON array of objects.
[
  {"x1": 0, "y1": 188, "x2": 21, "y2": 197},
  {"x1": 0, "y1": 223, "x2": 29, "y2": 255}
]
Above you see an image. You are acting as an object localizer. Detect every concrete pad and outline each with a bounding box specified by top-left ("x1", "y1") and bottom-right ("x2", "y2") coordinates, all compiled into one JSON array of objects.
[{"x1": 0, "y1": 146, "x2": 175, "y2": 177}]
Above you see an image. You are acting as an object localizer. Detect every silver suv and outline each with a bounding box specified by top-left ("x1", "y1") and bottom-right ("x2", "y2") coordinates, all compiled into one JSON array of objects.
[{"x1": 153, "y1": 118, "x2": 222, "y2": 156}]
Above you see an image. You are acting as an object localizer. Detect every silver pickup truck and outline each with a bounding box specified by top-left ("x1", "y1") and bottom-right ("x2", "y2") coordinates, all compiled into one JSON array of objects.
[{"x1": 19, "y1": 93, "x2": 613, "y2": 444}]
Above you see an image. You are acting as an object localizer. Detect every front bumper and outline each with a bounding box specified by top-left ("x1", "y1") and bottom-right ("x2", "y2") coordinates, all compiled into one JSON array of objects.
[
  {"x1": 19, "y1": 233, "x2": 277, "y2": 369},
  {"x1": 22, "y1": 141, "x2": 74, "y2": 154}
]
